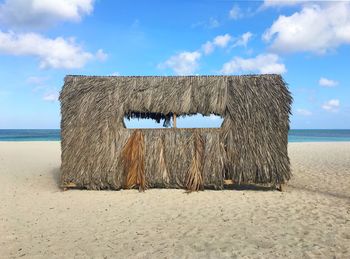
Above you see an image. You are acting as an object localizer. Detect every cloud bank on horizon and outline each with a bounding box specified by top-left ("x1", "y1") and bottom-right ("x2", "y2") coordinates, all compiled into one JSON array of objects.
[{"x1": 0, "y1": 0, "x2": 349, "y2": 129}]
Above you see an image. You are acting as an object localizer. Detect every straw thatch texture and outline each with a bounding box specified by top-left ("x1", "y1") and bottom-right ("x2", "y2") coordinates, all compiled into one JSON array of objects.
[{"x1": 60, "y1": 75, "x2": 292, "y2": 191}]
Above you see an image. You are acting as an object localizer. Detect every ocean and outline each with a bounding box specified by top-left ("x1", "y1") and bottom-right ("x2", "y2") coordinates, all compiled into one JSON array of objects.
[
  {"x1": 0, "y1": 129, "x2": 61, "y2": 141},
  {"x1": 0, "y1": 129, "x2": 350, "y2": 142}
]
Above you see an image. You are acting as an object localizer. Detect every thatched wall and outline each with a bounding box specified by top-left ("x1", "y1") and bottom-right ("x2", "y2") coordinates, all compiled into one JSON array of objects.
[{"x1": 60, "y1": 75, "x2": 292, "y2": 190}]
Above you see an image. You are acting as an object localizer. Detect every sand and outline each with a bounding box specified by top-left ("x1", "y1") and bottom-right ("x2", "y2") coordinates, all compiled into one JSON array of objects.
[{"x1": 0, "y1": 142, "x2": 349, "y2": 259}]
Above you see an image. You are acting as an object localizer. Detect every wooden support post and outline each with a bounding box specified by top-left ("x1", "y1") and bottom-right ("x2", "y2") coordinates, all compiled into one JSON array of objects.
[{"x1": 173, "y1": 113, "x2": 177, "y2": 128}]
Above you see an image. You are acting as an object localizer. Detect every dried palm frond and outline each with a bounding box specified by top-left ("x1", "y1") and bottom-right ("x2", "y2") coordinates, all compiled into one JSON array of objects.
[
  {"x1": 186, "y1": 131, "x2": 205, "y2": 191},
  {"x1": 158, "y1": 138, "x2": 170, "y2": 184},
  {"x1": 121, "y1": 130, "x2": 146, "y2": 191}
]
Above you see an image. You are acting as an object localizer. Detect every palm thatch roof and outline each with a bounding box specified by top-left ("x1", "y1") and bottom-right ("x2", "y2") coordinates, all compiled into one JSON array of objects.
[{"x1": 60, "y1": 75, "x2": 292, "y2": 191}]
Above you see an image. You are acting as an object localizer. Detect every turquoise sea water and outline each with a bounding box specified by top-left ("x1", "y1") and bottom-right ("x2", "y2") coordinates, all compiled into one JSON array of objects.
[
  {"x1": 288, "y1": 129, "x2": 350, "y2": 142},
  {"x1": 0, "y1": 129, "x2": 350, "y2": 142},
  {"x1": 0, "y1": 129, "x2": 61, "y2": 141}
]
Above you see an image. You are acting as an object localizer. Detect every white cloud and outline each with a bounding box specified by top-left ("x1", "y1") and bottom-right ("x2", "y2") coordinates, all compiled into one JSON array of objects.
[
  {"x1": 43, "y1": 91, "x2": 59, "y2": 102},
  {"x1": 202, "y1": 32, "x2": 252, "y2": 55},
  {"x1": 162, "y1": 32, "x2": 250, "y2": 75},
  {"x1": 220, "y1": 53, "x2": 286, "y2": 75},
  {"x1": 159, "y1": 51, "x2": 201, "y2": 75},
  {"x1": 263, "y1": 2, "x2": 350, "y2": 54},
  {"x1": 111, "y1": 72, "x2": 120, "y2": 76},
  {"x1": 26, "y1": 76, "x2": 59, "y2": 97},
  {"x1": 263, "y1": 0, "x2": 302, "y2": 8},
  {"x1": 229, "y1": 5, "x2": 243, "y2": 20},
  {"x1": 0, "y1": 0, "x2": 94, "y2": 29},
  {"x1": 0, "y1": 30, "x2": 106, "y2": 69},
  {"x1": 191, "y1": 17, "x2": 220, "y2": 30},
  {"x1": 163, "y1": 34, "x2": 232, "y2": 74},
  {"x1": 233, "y1": 32, "x2": 253, "y2": 47},
  {"x1": 322, "y1": 99, "x2": 340, "y2": 112},
  {"x1": 95, "y1": 49, "x2": 108, "y2": 62},
  {"x1": 26, "y1": 76, "x2": 48, "y2": 85},
  {"x1": 213, "y1": 34, "x2": 231, "y2": 48},
  {"x1": 319, "y1": 77, "x2": 338, "y2": 87},
  {"x1": 201, "y1": 34, "x2": 232, "y2": 55},
  {"x1": 208, "y1": 17, "x2": 220, "y2": 28},
  {"x1": 202, "y1": 41, "x2": 214, "y2": 55},
  {"x1": 296, "y1": 108, "x2": 312, "y2": 116},
  {"x1": 26, "y1": 76, "x2": 49, "y2": 92}
]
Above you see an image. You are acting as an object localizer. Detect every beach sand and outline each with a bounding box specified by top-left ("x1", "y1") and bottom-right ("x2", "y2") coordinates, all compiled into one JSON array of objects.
[{"x1": 0, "y1": 142, "x2": 349, "y2": 258}]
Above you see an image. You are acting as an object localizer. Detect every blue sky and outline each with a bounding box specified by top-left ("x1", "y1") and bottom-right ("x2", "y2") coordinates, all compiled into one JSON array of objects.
[{"x1": 0, "y1": 0, "x2": 349, "y2": 129}]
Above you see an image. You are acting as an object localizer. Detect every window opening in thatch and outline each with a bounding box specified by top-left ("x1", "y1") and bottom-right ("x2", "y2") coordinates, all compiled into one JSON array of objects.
[
  {"x1": 124, "y1": 112, "x2": 223, "y2": 129},
  {"x1": 176, "y1": 113, "x2": 223, "y2": 128}
]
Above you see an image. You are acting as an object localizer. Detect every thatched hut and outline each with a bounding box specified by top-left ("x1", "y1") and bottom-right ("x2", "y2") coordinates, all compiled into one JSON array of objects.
[{"x1": 60, "y1": 75, "x2": 292, "y2": 191}]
